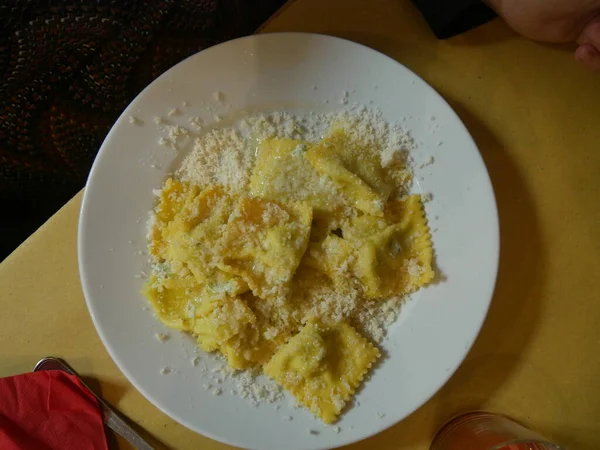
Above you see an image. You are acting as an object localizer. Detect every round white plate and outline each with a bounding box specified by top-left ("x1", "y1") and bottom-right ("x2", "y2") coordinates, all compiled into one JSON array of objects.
[{"x1": 79, "y1": 33, "x2": 499, "y2": 450}]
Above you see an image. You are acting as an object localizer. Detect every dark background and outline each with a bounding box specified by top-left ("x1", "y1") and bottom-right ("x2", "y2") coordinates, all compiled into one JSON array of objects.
[{"x1": 0, "y1": 0, "x2": 286, "y2": 260}]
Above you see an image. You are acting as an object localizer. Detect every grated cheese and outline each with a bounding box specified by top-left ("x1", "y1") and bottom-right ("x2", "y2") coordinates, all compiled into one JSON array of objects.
[
  {"x1": 147, "y1": 104, "x2": 432, "y2": 412},
  {"x1": 178, "y1": 128, "x2": 254, "y2": 194},
  {"x1": 188, "y1": 116, "x2": 204, "y2": 130},
  {"x1": 158, "y1": 137, "x2": 173, "y2": 149},
  {"x1": 179, "y1": 107, "x2": 414, "y2": 195},
  {"x1": 155, "y1": 332, "x2": 170, "y2": 342}
]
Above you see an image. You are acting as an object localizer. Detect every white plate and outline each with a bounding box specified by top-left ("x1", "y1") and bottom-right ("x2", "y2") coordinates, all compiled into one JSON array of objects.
[{"x1": 79, "y1": 33, "x2": 499, "y2": 450}]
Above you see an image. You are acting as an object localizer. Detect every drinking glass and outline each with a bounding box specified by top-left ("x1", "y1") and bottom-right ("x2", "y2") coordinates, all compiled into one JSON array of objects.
[{"x1": 430, "y1": 411, "x2": 564, "y2": 450}]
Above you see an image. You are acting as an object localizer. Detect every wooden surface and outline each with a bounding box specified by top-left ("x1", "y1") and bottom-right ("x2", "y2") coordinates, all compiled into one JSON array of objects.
[{"x1": 1, "y1": 0, "x2": 599, "y2": 449}]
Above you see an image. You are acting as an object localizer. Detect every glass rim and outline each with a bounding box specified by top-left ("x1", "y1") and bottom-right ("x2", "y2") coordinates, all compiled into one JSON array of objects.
[
  {"x1": 431, "y1": 410, "x2": 496, "y2": 442},
  {"x1": 430, "y1": 411, "x2": 565, "y2": 450}
]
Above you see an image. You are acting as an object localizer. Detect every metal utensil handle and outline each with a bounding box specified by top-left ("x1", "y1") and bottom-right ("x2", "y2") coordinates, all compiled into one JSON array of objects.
[
  {"x1": 103, "y1": 408, "x2": 156, "y2": 450},
  {"x1": 34, "y1": 357, "x2": 156, "y2": 450}
]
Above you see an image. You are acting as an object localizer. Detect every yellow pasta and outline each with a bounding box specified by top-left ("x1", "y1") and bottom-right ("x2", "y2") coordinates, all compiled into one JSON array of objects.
[
  {"x1": 249, "y1": 138, "x2": 345, "y2": 217},
  {"x1": 264, "y1": 320, "x2": 380, "y2": 424},
  {"x1": 193, "y1": 295, "x2": 256, "y2": 353},
  {"x1": 356, "y1": 195, "x2": 434, "y2": 298},
  {"x1": 304, "y1": 195, "x2": 433, "y2": 299},
  {"x1": 219, "y1": 196, "x2": 312, "y2": 300},
  {"x1": 341, "y1": 214, "x2": 389, "y2": 242},
  {"x1": 222, "y1": 326, "x2": 285, "y2": 370},
  {"x1": 302, "y1": 234, "x2": 356, "y2": 289},
  {"x1": 220, "y1": 293, "x2": 295, "y2": 369},
  {"x1": 142, "y1": 272, "x2": 199, "y2": 331},
  {"x1": 306, "y1": 129, "x2": 392, "y2": 216},
  {"x1": 149, "y1": 178, "x2": 200, "y2": 260},
  {"x1": 143, "y1": 127, "x2": 435, "y2": 424}
]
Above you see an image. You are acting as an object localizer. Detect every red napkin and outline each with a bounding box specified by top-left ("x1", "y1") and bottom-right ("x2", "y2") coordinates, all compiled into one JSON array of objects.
[{"x1": 0, "y1": 370, "x2": 108, "y2": 450}]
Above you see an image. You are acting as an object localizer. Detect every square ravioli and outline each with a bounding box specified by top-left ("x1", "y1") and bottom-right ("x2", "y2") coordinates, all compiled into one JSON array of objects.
[
  {"x1": 302, "y1": 234, "x2": 356, "y2": 289},
  {"x1": 161, "y1": 185, "x2": 234, "y2": 284},
  {"x1": 249, "y1": 138, "x2": 345, "y2": 217},
  {"x1": 143, "y1": 267, "x2": 248, "y2": 333},
  {"x1": 149, "y1": 178, "x2": 200, "y2": 260},
  {"x1": 264, "y1": 321, "x2": 380, "y2": 424},
  {"x1": 302, "y1": 214, "x2": 389, "y2": 288},
  {"x1": 142, "y1": 272, "x2": 200, "y2": 331},
  {"x1": 306, "y1": 129, "x2": 392, "y2": 216},
  {"x1": 193, "y1": 295, "x2": 256, "y2": 353},
  {"x1": 154, "y1": 178, "x2": 200, "y2": 224},
  {"x1": 357, "y1": 195, "x2": 434, "y2": 298},
  {"x1": 219, "y1": 196, "x2": 312, "y2": 300}
]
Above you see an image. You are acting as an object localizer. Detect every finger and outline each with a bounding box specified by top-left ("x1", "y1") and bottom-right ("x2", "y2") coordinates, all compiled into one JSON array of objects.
[
  {"x1": 575, "y1": 43, "x2": 600, "y2": 71},
  {"x1": 577, "y1": 16, "x2": 600, "y2": 47}
]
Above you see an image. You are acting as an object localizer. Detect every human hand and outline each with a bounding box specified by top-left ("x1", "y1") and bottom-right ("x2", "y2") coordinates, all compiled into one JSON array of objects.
[{"x1": 484, "y1": 0, "x2": 600, "y2": 71}]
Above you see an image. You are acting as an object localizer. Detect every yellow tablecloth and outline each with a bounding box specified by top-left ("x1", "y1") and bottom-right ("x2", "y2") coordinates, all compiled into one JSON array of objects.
[{"x1": 1, "y1": 0, "x2": 599, "y2": 449}]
